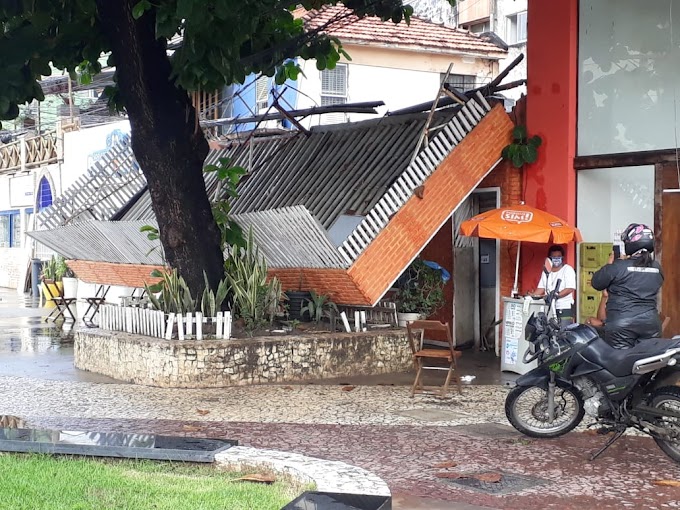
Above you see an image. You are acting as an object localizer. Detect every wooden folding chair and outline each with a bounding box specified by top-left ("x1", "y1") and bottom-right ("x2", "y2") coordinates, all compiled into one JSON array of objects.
[
  {"x1": 42, "y1": 278, "x2": 76, "y2": 322},
  {"x1": 83, "y1": 284, "x2": 111, "y2": 326},
  {"x1": 407, "y1": 320, "x2": 462, "y2": 398}
]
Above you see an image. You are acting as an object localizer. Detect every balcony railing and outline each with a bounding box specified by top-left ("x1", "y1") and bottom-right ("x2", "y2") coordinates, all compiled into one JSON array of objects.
[
  {"x1": 458, "y1": 0, "x2": 491, "y2": 26},
  {"x1": 0, "y1": 132, "x2": 58, "y2": 173}
]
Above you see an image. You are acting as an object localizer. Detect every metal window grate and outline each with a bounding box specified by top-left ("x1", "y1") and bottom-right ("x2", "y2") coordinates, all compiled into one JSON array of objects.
[
  {"x1": 442, "y1": 73, "x2": 477, "y2": 91},
  {"x1": 255, "y1": 76, "x2": 269, "y2": 112},
  {"x1": 321, "y1": 64, "x2": 347, "y2": 96}
]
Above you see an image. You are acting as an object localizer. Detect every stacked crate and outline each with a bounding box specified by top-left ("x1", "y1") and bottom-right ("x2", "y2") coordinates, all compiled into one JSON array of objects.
[{"x1": 578, "y1": 243, "x2": 612, "y2": 323}]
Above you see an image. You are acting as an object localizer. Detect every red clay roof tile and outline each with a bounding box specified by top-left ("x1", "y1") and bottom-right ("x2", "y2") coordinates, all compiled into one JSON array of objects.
[{"x1": 295, "y1": 5, "x2": 506, "y2": 57}]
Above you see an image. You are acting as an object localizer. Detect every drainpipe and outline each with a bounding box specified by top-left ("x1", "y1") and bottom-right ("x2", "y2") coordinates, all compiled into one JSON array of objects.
[{"x1": 31, "y1": 258, "x2": 40, "y2": 298}]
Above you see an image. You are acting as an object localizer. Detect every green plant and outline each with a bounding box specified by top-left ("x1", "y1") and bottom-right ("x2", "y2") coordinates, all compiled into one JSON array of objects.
[
  {"x1": 501, "y1": 125, "x2": 542, "y2": 168},
  {"x1": 394, "y1": 259, "x2": 446, "y2": 317},
  {"x1": 205, "y1": 158, "x2": 246, "y2": 251},
  {"x1": 284, "y1": 319, "x2": 301, "y2": 332},
  {"x1": 145, "y1": 268, "x2": 196, "y2": 315},
  {"x1": 140, "y1": 224, "x2": 164, "y2": 260},
  {"x1": 200, "y1": 271, "x2": 230, "y2": 317},
  {"x1": 301, "y1": 291, "x2": 338, "y2": 323},
  {"x1": 41, "y1": 255, "x2": 70, "y2": 281},
  {"x1": 225, "y1": 229, "x2": 284, "y2": 332},
  {"x1": 55, "y1": 256, "x2": 70, "y2": 280},
  {"x1": 41, "y1": 257, "x2": 57, "y2": 281}
]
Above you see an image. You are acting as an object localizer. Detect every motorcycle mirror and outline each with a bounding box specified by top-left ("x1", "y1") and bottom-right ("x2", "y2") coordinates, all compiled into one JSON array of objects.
[{"x1": 543, "y1": 257, "x2": 552, "y2": 275}]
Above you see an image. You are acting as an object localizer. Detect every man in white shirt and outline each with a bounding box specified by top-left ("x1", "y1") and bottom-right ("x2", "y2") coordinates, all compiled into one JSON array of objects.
[{"x1": 531, "y1": 245, "x2": 577, "y2": 325}]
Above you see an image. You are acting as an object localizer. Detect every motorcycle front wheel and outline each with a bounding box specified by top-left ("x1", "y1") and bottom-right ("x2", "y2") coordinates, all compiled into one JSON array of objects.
[
  {"x1": 649, "y1": 386, "x2": 680, "y2": 463},
  {"x1": 505, "y1": 383, "x2": 584, "y2": 438}
]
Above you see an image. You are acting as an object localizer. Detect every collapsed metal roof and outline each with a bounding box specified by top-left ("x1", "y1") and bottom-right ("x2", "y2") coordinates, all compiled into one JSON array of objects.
[
  {"x1": 120, "y1": 108, "x2": 461, "y2": 230},
  {"x1": 28, "y1": 220, "x2": 163, "y2": 265}
]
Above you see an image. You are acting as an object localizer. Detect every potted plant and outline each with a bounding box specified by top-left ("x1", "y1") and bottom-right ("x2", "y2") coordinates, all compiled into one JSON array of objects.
[
  {"x1": 394, "y1": 259, "x2": 446, "y2": 327},
  {"x1": 58, "y1": 257, "x2": 78, "y2": 299},
  {"x1": 285, "y1": 270, "x2": 312, "y2": 321},
  {"x1": 40, "y1": 256, "x2": 63, "y2": 303}
]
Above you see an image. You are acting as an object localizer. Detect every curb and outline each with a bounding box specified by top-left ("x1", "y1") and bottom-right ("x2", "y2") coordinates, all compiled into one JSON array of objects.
[{"x1": 214, "y1": 446, "x2": 391, "y2": 497}]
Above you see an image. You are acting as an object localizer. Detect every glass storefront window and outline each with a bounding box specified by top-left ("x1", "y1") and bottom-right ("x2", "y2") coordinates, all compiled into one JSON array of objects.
[
  {"x1": 0, "y1": 216, "x2": 10, "y2": 248},
  {"x1": 578, "y1": 0, "x2": 680, "y2": 155},
  {"x1": 12, "y1": 213, "x2": 20, "y2": 248},
  {"x1": 0, "y1": 210, "x2": 24, "y2": 248},
  {"x1": 577, "y1": 166, "x2": 654, "y2": 242}
]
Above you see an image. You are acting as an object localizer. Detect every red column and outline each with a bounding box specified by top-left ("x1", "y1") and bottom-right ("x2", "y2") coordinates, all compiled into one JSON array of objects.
[{"x1": 522, "y1": 0, "x2": 579, "y2": 290}]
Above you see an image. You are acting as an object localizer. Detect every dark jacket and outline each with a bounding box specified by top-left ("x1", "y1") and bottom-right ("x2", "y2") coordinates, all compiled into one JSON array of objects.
[{"x1": 591, "y1": 258, "x2": 663, "y2": 319}]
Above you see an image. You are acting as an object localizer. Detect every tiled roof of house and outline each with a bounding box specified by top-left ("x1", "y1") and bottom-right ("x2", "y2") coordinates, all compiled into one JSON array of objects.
[{"x1": 294, "y1": 5, "x2": 506, "y2": 57}]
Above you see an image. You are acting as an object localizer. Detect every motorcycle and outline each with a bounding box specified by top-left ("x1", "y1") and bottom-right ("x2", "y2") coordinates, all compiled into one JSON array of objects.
[{"x1": 504, "y1": 258, "x2": 680, "y2": 462}]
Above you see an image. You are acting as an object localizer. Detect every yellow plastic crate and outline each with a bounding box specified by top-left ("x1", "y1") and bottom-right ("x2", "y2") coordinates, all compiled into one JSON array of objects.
[
  {"x1": 579, "y1": 292, "x2": 600, "y2": 320},
  {"x1": 579, "y1": 268, "x2": 597, "y2": 291},
  {"x1": 579, "y1": 243, "x2": 612, "y2": 269}
]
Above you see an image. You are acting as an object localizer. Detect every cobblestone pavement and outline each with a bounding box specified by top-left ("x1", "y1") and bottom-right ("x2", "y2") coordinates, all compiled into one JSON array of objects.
[{"x1": 2, "y1": 375, "x2": 680, "y2": 509}]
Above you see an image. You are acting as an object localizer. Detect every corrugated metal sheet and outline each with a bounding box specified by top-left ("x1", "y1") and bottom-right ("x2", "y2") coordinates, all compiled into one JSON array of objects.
[
  {"x1": 36, "y1": 142, "x2": 146, "y2": 229},
  {"x1": 120, "y1": 110, "x2": 460, "y2": 229},
  {"x1": 28, "y1": 209, "x2": 346, "y2": 269},
  {"x1": 27, "y1": 220, "x2": 164, "y2": 265},
  {"x1": 232, "y1": 206, "x2": 348, "y2": 269}
]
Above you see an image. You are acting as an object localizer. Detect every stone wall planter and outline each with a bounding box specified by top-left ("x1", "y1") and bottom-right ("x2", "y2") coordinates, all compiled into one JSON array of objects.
[{"x1": 74, "y1": 329, "x2": 412, "y2": 388}]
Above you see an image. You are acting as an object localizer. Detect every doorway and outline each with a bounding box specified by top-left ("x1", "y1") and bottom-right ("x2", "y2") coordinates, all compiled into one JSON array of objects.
[
  {"x1": 658, "y1": 163, "x2": 680, "y2": 336},
  {"x1": 452, "y1": 188, "x2": 500, "y2": 351}
]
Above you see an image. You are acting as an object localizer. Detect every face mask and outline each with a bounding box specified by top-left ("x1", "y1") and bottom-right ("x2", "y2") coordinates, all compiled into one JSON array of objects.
[{"x1": 551, "y1": 257, "x2": 563, "y2": 268}]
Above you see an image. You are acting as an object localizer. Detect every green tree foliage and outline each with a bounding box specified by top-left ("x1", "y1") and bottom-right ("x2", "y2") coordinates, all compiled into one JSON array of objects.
[
  {"x1": 501, "y1": 125, "x2": 542, "y2": 169},
  {"x1": 0, "y1": 0, "x2": 447, "y2": 120},
  {"x1": 0, "y1": 0, "x2": 455, "y2": 296}
]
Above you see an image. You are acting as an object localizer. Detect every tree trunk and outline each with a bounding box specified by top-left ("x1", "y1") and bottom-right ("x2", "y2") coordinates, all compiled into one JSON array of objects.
[{"x1": 94, "y1": 0, "x2": 224, "y2": 297}]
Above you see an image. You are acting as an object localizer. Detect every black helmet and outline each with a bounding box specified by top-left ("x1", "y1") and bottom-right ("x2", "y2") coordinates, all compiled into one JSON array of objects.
[{"x1": 621, "y1": 223, "x2": 655, "y2": 255}]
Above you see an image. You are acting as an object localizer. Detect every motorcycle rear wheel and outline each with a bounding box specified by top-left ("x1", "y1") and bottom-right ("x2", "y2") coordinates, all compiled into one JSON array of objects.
[
  {"x1": 649, "y1": 386, "x2": 680, "y2": 463},
  {"x1": 505, "y1": 383, "x2": 584, "y2": 438}
]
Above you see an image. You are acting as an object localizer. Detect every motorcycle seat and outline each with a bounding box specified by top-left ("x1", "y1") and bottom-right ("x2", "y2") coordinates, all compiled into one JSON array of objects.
[{"x1": 582, "y1": 337, "x2": 680, "y2": 377}]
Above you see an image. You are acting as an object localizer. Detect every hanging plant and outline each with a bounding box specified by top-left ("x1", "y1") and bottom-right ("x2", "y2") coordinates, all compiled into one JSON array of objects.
[{"x1": 501, "y1": 126, "x2": 542, "y2": 168}]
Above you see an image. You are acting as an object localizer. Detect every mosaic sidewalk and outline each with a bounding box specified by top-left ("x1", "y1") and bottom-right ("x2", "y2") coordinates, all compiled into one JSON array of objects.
[{"x1": 1, "y1": 376, "x2": 678, "y2": 509}]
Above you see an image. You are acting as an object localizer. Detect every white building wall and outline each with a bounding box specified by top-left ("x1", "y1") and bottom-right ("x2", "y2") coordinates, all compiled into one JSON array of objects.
[
  {"x1": 494, "y1": 0, "x2": 527, "y2": 101},
  {"x1": 0, "y1": 119, "x2": 131, "y2": 289},
  {"x1": 295, "y1": 45, "x2": 499, "y2": 128},
  {"x1": 61, "y1": 120, "x2": 130, "y2": 190}
]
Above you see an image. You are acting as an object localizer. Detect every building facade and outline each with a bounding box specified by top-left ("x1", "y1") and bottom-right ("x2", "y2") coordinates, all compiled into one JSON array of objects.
[
  {"x1": 223, "y1": 5, "x2": 506, "y2": 132},
  {"x1": 457, "y1": 0, "x2": 528, "y2": 102},
  {"x1": 524, "y1": 0, "x2": 679, "y2": 332}
]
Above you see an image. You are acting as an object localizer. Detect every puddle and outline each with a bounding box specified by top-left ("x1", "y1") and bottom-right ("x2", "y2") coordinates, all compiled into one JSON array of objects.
[{"x1": 0, "y1": 291, "x2": 119, "y2": 383}]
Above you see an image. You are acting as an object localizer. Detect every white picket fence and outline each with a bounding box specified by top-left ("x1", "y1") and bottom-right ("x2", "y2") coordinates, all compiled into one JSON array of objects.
[{"x1": 99, "y1": 305, "x2": 232, "y2": 340}]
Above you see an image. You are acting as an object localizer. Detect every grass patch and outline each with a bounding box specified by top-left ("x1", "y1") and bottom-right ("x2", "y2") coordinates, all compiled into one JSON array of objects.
[{"x1": 0, "y1": 453, "x2": 300, "y2": 509}]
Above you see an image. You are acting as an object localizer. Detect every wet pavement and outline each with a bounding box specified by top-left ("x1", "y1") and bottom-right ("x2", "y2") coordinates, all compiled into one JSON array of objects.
[
  {"x1": 1, "y1": 289, "x2": 679, "y2": 509},
  {"x1": 0, "y1": 288, "x2": 120, "y2": 384}
]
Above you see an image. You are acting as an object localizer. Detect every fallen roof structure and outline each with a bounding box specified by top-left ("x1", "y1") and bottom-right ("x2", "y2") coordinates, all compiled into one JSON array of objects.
[{"x1": 31, "y1": 92, "x2": 513, "y2": 305}]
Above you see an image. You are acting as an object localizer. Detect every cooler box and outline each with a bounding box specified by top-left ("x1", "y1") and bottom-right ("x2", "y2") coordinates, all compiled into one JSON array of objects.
[{"x1": 501, "y1": 297, "x2": 546, "y2": 375}]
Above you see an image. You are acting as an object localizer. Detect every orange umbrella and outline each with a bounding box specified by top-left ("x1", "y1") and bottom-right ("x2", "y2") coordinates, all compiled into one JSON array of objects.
[{"x1": 459, "y1": 204, "x2": 582, "y2": 295}]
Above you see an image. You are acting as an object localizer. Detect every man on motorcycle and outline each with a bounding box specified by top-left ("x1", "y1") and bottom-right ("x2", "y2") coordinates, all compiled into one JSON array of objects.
[{"x1": 591, "y1": 223, "x2": 664, "y2": 349}]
